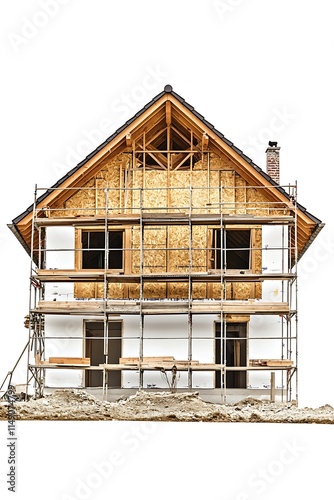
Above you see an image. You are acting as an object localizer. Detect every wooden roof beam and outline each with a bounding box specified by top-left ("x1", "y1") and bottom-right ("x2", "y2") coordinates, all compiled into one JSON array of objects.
[
  {"x1": 126, "y1": 133, "x2": 132, "y2": 148},
  {"x1": 170, "y1": 125, "x2": 191, "y2": 146},
  {"x1": 146, "y1": 149, "x2": 168, "y2": 169},
  {"x1": 166, "y1": 101, "x2": 172, "y2": 125},
  {"x1": 145, "y1": 126, "x2": 167, "y2": 147},
  {"x1": 202, "y1": 133, "x2": 209, "y2": 150},
  {"x1": 171, "y1": 152, "x2": 191, "y2": 170}
]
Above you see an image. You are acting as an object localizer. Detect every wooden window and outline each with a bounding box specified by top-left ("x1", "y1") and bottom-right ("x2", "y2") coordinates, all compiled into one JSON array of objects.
[
  {"x1": 82, "y1": 230, "x2": 123, "y2": 270},
  {"x1": 212, "y1": 229, "x2": 251, "y2": 270}
]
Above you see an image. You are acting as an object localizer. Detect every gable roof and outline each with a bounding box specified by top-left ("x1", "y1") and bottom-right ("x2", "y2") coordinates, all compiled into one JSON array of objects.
[{"x1": 9, "y1": 85, "x2": 324, "y2": 261}]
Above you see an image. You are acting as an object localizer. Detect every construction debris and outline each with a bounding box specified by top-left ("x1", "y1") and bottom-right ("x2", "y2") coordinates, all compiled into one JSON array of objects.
[{"x1": 0, "y1": 389, "x2": 333, "y2": 423}]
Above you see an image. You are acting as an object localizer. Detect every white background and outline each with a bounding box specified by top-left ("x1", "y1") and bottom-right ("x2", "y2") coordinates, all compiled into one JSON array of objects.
[{"x1": 0, "y1": 1, "x2": 333, "y2": 499}]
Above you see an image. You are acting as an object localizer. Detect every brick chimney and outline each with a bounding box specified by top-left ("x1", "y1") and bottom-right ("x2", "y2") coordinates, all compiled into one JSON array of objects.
[{"x1": 265, "y1": 141, "x2": 280, "y2": 184}]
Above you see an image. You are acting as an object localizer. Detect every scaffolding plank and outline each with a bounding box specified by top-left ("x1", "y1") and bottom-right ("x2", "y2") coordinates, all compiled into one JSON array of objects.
[
  {"x1": 119, "y1": 356, "x2": 175, "y2": 364},
  {"x1": 101, "y1": 363, "x2": 224, "y2": 371},
  {"x1": 30, "y1": 364, "x2": 101, "y2": 369},
  {"x1": 34, "y1": 213, "x2": 294, "y2": 227},
  {"x1": 33, "y1": 300, "x2": 292, "y2": 315},
  {"x1": 48, "y1": 357, "x2": 90, "y2": 365},
  {"x1": 249, "y1": 359, "x2": 293, "y2": 367},
  {"x1": 34, "y1": 269, "x2": 295, "y2": 283}
]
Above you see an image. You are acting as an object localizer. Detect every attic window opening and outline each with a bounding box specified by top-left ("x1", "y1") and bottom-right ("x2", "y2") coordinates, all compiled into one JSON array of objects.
[
  {"x1": 82, "y1": 231, "x2": 123, "y2": 270},
  {"x1": 212, "y1": 229, "x2": 251, "y2": 270}
]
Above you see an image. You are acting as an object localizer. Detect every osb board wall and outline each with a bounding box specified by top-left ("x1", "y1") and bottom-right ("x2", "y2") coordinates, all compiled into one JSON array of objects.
[
  {"x1": 52, "y1": 155, "x2": 129, "y2": 217},
  {"x1": 51, "y1": 152, "x2": 287, "y2": 218},
  {"x1": 52, "y1": 151, "x2": 278, "y2": 300}
]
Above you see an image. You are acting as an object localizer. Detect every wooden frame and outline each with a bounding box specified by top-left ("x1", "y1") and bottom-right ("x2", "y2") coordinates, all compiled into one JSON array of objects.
[
  {"x1": 213, "y1": 319, "x2": 250, "y2": 389},
  {"x1": 83, "y1": 319, "x2": 124, "y2": 388},
  {"x1": 74, "y1": 226, "x2": 132, "y2": 298}
]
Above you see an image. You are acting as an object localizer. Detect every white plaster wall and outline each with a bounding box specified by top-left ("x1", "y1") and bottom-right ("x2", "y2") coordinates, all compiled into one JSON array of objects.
[
  {"x1": 122, "y1": 315, "x2": 214, "y2": 389},
  {"x1": 44, "y1": 226, "x2": 75, "y2": 301},
  {"x1": 248, "y1": 316, "x2": 285, "y2": 388},
  {"x1": 248, "y1": 225, "x2": 292, "y2": 389},
  {"x1": 41, "y1": 225, "x2": 292, "y2": 390},
  {"x1": 44, "y1": 315, "x2": 84, "y2": 387},
  {"x1": 262, "y1": 225, "x2": 289, "y2": 274},
  {"x1": 42, "y1": 312, "x2": 291, "y2": 390}
]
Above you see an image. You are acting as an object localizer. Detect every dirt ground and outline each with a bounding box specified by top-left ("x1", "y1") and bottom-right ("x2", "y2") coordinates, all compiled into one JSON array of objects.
[{"x1": 1, "y1": 389, "x2": 334, "y2": 423}]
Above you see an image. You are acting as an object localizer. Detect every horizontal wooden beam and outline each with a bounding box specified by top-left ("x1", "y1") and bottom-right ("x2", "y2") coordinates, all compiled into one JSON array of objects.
[
  {"x1": 34, "y1": 213, "x2": 295, "y2": 228},
  {"x1": 166, "y1": 100, "x2": 172, "y2": 125},
  {"x1": 48, "y1": 357, "x2": 90, "y2": 364},
  {"x1": 35, "y1": 269, "x2": 295, "y2": 284},
  {"x1": 33, "y1": 299, "x2": 293, "y2": 316}
]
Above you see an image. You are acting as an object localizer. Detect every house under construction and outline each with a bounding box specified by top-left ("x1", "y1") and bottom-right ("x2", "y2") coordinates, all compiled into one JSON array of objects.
[{"x1": 7, "y1": 85, "x2": 324, "y2": 403}]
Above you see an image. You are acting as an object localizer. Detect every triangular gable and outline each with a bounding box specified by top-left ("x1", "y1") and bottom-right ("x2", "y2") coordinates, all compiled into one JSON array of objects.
[{"x1": 9, "y1": 85, "x2": 323, "y2": 261}]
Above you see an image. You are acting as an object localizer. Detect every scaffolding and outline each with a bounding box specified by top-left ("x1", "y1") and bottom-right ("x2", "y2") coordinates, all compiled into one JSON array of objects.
[{"x1": 24, "y1": 173, "x2": 298, "y2": 403}]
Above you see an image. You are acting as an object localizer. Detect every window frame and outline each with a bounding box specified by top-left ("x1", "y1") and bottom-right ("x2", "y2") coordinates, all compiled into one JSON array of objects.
[
  {"x1": 210, "y1": 227, "x2": 254, "y2": 272},
  {"x1": 75, "y1": 227, "x2": 131, "y2": 273}
]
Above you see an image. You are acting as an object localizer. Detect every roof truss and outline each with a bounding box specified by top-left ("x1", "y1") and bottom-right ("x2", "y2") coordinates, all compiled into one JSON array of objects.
[{"x1": 10, "y1": 87, "x2": 323, "y2": 261}]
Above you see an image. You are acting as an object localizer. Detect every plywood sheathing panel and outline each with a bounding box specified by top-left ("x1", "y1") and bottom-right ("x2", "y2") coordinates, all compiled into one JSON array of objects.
[
  {"x1": 235, "y1": 175, "x2": 247, "y2": 214},
  {"x1": 211, "y1": 282, "x2": 232, "y2": 300},
  {"x1": 208, "y1": 171, "x2": 220, "y2": 213},
  {"x1": 168, "y1": 227, "x2": 189, "y2": 273},
  {"x1": 128, "y1": 283, "x2": 140, "y2": 299},
  {"x1": 221, "y1": 171, "x2": 235, "y2": 214},
  {"x1": 106, "y1": 283, "x2": 126, "y2": 299},
  {"x1": 246, "y1": 187, "x2": 287, "y2": 217},
  {"x1": 143, "y1": 226, "x2": 166, "y2": 298},
  {"x1": 96, "y1": 158, "x2": 123, "y2": 215},
  {"x1": 192, "y1": 225, "x2": 208, "y2": 271},
  {"x1": 74, "y1": 282, "x2": 96, "y2": 299},
  {"x1": 168, "y1": 226, "x2": 189, "y2": 299},
  {"x1": 194, "y1": 152, "x2": 233, "y2": 171},
  {"x1": 192, "y1": 283, "x2": 207, "y2": 299},
  {"x1": 52, "y1": 154, "x2": 128, "y2": 218},
  {"x1": 143, "y1": 227, "x2": 167, "y2": 272},
  {"x1": 62, "y1": 151, "x2": 273, "y2": 301},
  {"x1": 143, "y1": 171, "x2": 168, "y2": 212},
  {"x1": 192, "y1": 171, "x2": 209, "y2": 214},
  {"x1": 132, "y1": 170, "x2": 143, "y2": 211},
  {"x1": 131, "y1": 227, "x2": 140, "y2": 274},
  {"x1": 170, "y1": 172, "x2": 190, "y2": 212},
  {"x1": 52, "y1": 179, "x2": 96, "y2": 218}
]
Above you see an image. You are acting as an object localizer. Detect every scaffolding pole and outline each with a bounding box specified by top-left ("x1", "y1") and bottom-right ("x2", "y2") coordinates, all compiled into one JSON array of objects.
[
  {"x1": 15, "y1": 180, "x2": 300, "y2": 401},
  {"x1": 188, "y1": 186, "x2": 193, "y2": 390},
  {"x1": 139, "y1": 187, "x2": 144, "y2": 389},
  {"x1": 102, "y1": 187, "x2": 109, "y2": 399}
]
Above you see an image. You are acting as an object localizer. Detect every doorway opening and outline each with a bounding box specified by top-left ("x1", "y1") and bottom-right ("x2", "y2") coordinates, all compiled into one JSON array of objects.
[
  {"x1": 85, "y1": 321, "x2": 122, "y2": 388},
  {"x1": 215, "y1": 322, "x2": 247, "y2": 388}
]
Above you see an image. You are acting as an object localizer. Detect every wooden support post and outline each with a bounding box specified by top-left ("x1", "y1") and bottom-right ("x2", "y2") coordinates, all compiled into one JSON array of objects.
[{"x1": 270, "y1": 371, "x2": 275, "y2": 402}]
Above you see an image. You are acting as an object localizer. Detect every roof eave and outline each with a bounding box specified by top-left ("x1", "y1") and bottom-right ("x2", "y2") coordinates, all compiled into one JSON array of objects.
[
  {"x1": 7, "y1": 224, "x2": 31, "y2": 258},
  {"x1": 297, "y1": 222, "x2": 325, "y2": 263}
]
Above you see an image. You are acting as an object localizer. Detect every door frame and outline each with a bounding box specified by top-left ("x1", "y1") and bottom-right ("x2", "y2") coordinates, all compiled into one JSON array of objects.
[
  {"x1": 83, "y1": 319, "x2": 123, "y2": 388},
  {"x1": 213, "y1": 319, "x2": 249, "y2": 389}
]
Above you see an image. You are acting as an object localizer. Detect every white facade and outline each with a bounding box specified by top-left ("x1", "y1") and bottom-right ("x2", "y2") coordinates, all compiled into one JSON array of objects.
[{"x1": 42, "y1": 225, "x2": 293, "y2": 391}]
